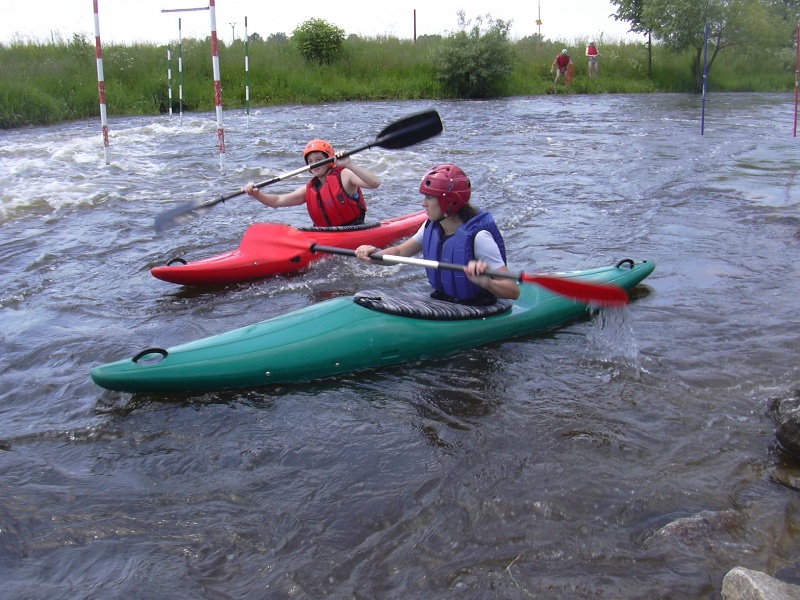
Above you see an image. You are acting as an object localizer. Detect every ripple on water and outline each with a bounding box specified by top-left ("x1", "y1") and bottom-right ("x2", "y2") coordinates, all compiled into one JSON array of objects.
[{"x1": 1, "y1": 95, "x2": 800, "y2": 598}]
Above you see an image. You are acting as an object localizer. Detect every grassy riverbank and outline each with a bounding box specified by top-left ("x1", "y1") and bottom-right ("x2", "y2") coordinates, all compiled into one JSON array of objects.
[{"x1": 1, "y1": 33, "x2": 795, "y2": 128}]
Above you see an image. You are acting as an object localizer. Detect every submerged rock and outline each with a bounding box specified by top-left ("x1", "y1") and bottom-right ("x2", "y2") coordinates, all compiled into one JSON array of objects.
[
  {"x1": 767, "y1": 387, "x2": 800, "y2": 458},
  {"x1": 648, "y1": 509, "x2": 742, "y2": 548}
]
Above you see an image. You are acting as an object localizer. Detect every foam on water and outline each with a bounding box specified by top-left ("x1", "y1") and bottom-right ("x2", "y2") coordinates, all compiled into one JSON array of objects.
[{"x1": 2, "y1": 96, "x2": 800, "y2": 599}]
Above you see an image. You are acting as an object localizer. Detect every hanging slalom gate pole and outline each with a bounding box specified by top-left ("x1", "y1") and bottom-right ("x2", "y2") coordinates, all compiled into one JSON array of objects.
[
  {"x1": 92, "y1": 0, "x2": 110, "y2": 165},
  {"x1": 162, "y1": 7, "x2": 213, "y2": 126},
  {"x1": 701, "y1": 23, "x2": 709, "y2": 136},
  {"x1": 178, "y1": 19, "x2": 184, "y2": 125},
  {"x1": 161, "y1": 3, "x2": 225, "y2": 166},
  {"x1": 794, "y1": 22, "x2": 799, "y2": 138},
  {"x1": 167, "y1": 49, "x2": 173, "y2": 117},
  {"x1": 244, "y1": 16, "x2": 250, "y2": 128},
  {"x1": 209, "y1": 0, "x2": 226, "y2": 172}
]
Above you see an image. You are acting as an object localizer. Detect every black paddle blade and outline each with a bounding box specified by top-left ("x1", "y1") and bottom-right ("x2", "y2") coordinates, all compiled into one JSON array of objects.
[{"x1": 375, "y1": 110, "x2": 443, "y2": 150}]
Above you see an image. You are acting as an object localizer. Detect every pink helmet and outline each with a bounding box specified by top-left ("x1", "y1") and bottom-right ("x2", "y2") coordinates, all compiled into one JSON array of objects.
[
  {"x1": 418, "y1": 163, "x2": 471, "y2": 217},
  {"x1": 303, "y1": 139, "x2": 334, "y2": 164}
]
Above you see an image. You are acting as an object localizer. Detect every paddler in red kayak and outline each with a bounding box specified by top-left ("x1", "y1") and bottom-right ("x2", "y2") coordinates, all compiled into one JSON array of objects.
[
  {"x1": 355, "y1": 164, "x2": 520, "y2": 303},
  {"x1": 242, "y1": 139, "x2": 381, "y2": 227},
  {"x1": 551, "y1": 48, "x2": 573, "y2": 89}
]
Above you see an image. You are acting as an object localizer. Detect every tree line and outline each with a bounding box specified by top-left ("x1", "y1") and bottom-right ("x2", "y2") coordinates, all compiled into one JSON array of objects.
[
  {"x1": 1, "y1": 5, "x2": 798, "y2": 128},
  {"x1": 610, "y1": 0, "x2": 799, "y2": 89}
]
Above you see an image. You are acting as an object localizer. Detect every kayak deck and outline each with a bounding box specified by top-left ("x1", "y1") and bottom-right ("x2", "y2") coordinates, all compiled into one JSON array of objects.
[{"x1": 93, "y1": 260, "x2": 655, "y2": 394}]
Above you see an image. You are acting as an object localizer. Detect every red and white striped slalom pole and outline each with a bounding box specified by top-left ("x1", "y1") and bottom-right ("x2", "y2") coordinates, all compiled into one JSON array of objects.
[
  {"x1": 167, "y1": 49, "x2": 173, "y2": 117},
  {"x1": 93, "y1": 0, "x2": 110, "y2": 165},
  {"x1": 244, "y1": 16, "x2": 250, "y2": 128},
  {"x1": 209, "y1": 0, "x2": 226, "y2": 172}
]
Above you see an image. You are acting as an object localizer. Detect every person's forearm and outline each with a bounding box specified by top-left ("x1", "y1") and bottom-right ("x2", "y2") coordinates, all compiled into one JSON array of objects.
[
  {"x1": 250, "y1": 189, "x2": 280, "y2": 207},
  {"x1": 349, "y1": 163, "x2": 381, "y2": 189},
  {"x1": 480, "y1": 275, "x2": 520, "y2": 300},
  {"x1": 374, "y1": 245, "x2": 401, "y2": 257}
]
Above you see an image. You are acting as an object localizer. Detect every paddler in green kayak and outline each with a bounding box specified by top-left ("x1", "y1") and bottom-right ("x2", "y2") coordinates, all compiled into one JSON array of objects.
[
  {"x1": 355, "y1": 163, "x2": 520, "y2": 304},
  {"x1": 242, "y1": 139, "x2": 382, "y2": 227}
]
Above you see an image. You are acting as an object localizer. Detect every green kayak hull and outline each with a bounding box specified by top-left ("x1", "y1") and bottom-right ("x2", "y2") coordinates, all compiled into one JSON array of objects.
[{"x1": 91, "y1": 260, "x2": 654, "y2": 393}]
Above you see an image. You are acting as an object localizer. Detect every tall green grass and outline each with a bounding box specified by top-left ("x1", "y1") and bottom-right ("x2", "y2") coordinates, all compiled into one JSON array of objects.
[{"x1": 0, "y1": 33, "x2": 795, "y2": 128}]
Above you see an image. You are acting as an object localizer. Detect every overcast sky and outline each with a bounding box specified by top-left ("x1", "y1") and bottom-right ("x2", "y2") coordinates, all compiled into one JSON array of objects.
[{"x1": 1, "y1": 1, "x2": 640, "y2": 46}]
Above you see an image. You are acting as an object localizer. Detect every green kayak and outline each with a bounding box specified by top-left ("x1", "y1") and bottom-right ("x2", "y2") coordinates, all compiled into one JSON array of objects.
[{"x1": 91, "y1": 259, "x2": 654, "y2": 393}]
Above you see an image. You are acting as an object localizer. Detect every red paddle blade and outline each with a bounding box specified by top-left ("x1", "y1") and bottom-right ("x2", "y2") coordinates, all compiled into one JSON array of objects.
[{"x1": 520, "y1": 273, "x2": 629, "y2": 306}]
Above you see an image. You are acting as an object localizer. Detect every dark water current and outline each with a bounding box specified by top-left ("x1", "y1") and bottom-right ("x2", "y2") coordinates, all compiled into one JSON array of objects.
[{"x1": 1, "y1": 94, "x2": 799, "y2": 598}]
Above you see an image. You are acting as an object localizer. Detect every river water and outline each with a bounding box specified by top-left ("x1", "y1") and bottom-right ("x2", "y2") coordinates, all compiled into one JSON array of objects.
[{"x1": 1, "y1": 94, "x2": 799, "y2": 598}]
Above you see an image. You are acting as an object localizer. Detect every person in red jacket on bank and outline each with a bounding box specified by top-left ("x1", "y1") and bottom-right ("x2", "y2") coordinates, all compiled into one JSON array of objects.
[
  {"x1": 586, "y1": 41, "x2": 600, "y2": 79},
  {"x1": 551, "y1": 48, "x2": 573, "y2": 89},
  {"x1": 242, "y1": 138, "x2": 381, "y2": 227}
]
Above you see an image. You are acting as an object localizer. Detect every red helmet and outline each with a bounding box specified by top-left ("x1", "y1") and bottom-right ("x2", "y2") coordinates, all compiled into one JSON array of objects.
[
  {"x1": 303, "y1": 139, "x2": 334, "y2": 164},
  {"x1": 418, "y1": 163, "x2": 471, "y2": 217}
]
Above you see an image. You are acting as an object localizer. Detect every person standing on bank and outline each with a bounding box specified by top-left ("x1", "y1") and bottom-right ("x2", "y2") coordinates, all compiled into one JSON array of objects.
[
  {"x1": 586, "y1": 41, "x2": 600, "y2": 79},
  {"x1": 242, "y1": 139, "x2": 381, "y2": 227},
  {"x1": 551, "y1": 48, "x2": 573, "y2": 89},
  {"x1": 355, "y1": 164, "x2": 519, "y2": 303}
]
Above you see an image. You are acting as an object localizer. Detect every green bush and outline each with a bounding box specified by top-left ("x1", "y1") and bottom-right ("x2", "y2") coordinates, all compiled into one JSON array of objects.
[
  {"x1": 430, "y1": 12, "x2": 515, "y2": 99},
  {"x1": 291, "y1": 18, "x2": 345, "y2": 65}
]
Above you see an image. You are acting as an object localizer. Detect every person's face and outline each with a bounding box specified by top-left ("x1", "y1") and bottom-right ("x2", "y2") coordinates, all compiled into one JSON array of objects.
[
  {"x1": 422, "y1": 194, "x2": 444, "y2": 220},
  {"x1": 306, "y1": 151, "x2": 329, "y2": 173}
]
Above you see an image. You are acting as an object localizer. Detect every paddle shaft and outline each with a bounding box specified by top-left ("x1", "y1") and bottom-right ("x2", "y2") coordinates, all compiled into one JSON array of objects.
[
  {"x1": 216, "y1": 137, "x2": 381, "y2": 203},
  {"x1": 310, "y1": 244, "x2": 518, "y2": 280},
  {"x1": 245, "y1": 111, "x2": 440, "y2": 196},
  {"x1": 308, "y1": 243, "x2": 628, "y2": 306},
  {"x1": 154, "y1": 110, "x2": 443, "y2": 232}
]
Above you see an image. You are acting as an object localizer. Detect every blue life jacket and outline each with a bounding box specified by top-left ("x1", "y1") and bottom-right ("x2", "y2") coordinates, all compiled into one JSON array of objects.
[{"x1": 422, "y1": 210, "x2": 507, "y2": 302}]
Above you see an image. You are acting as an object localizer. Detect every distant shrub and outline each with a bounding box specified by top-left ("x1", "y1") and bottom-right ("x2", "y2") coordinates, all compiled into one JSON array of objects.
[
  {"x1": 431, "y1": 12, "x2": 515, "y2": 98},
  {"x1": 292, "y1": 18, "x2": 345, "y2": 64},
  {"x1": 267, "y1": 32, "x2": 288, "y2": 44}
]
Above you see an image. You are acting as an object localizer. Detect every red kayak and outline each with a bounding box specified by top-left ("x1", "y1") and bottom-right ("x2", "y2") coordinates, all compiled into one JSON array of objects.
[{"x1": 150, "y1": 210, "x2": 427, "y2": 286}]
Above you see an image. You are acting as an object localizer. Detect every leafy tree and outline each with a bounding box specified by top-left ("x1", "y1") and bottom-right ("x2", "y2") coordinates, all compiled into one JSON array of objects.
[
  {"x1": 765, "y1": 0, "x2": 800, "y2": 41},
  {"x1": 291, "y1": 18, "x2": 345, "y2": 65},
  {"x1": 768, "y1": 0, "x2": 800, "y2": 18},
  {"x1": 610, "y1": 0, "x2": 649, "y2": 34},
  {"x1": 612, "y1": 0, "x2": 791, "y2": 91},
  {"x1": 431, "y1": 12, "x2": 515, "y2": 99},
  {"x1": 610, "y1": 0, "x2": 654, "y2": 76}
]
